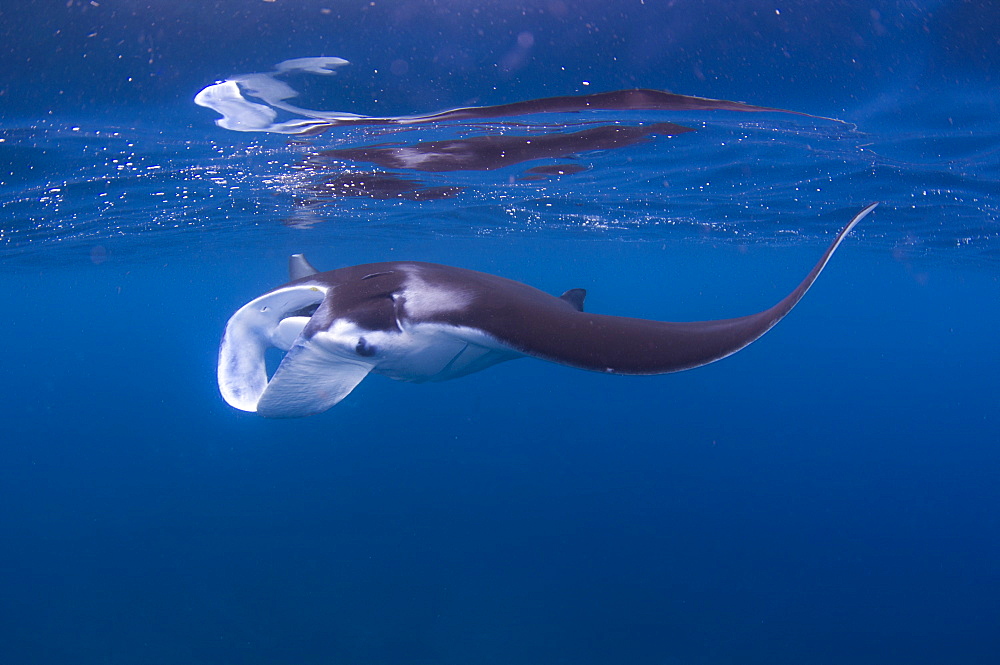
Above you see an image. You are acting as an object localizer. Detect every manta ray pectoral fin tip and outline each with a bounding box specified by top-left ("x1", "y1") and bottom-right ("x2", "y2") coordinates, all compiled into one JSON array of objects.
[
  {"x1": 289, "y1": 253, "x2": 320, "y2": 280},
  {"x1": 839, "y1": 202, "x2": 879, "y2": 239}
]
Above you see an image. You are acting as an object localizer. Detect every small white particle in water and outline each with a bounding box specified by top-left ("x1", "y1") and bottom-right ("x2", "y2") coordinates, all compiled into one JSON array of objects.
[{"x1": 582, "y1": 81, "x2": 590, "y2": 86}]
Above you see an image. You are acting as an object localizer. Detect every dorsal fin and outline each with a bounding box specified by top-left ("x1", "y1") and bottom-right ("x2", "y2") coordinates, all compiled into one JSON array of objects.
[
  {"x1": 289, "y1": 254, "x2": 319, "y2": 280},
  {"x1": 559, "y1": 288, "x2": 587, "y2": 312}
]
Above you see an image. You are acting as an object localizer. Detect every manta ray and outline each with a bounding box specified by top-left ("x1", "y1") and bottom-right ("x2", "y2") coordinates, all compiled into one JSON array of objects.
[{"x1": 218, "y1": 203, "x2": 877, "y2": 417}]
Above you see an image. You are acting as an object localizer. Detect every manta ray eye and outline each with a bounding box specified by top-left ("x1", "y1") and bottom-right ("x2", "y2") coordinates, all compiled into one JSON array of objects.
[{"x1": 355, "y1": 337, "x2": 376, "y2": 357}]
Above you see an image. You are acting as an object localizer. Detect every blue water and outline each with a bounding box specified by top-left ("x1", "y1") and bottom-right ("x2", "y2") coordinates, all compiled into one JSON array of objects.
[{"x1": 2, "y1": 2, "x2": 999, "y2": 664}]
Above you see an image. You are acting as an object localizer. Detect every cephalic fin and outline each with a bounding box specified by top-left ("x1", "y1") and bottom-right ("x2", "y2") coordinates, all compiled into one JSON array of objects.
[{"x1": 256, "y1": 340, "x2": 373, "y2": 418}]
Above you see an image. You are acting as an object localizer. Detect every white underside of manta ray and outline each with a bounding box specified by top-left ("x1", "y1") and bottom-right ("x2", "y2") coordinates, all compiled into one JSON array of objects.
[{"x1": 218, "y1": 203, "x2": 877, "y2": 418}]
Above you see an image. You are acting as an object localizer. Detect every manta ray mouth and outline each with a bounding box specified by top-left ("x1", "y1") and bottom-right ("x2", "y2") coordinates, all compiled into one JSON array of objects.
[
  {"x1": 285, "y1": 302, "x2": 321, "y2": 319},
  {"x1": 217, "y1": 285, "x2": 328, "y2": 412},
  {"x1": 218, "y1": 284, "x2": 378, "y2": 417}
]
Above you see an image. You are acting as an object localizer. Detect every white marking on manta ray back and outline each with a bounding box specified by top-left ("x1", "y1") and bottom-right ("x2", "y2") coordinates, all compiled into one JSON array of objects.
[{"x1": 397, "y1": 265, "x2": 474, "y2": 319}]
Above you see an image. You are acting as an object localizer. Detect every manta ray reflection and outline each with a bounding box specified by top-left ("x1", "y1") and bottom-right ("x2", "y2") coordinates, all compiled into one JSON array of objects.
[{"x1": 217, "y1": 204, "x2": 877, "y2": 418}]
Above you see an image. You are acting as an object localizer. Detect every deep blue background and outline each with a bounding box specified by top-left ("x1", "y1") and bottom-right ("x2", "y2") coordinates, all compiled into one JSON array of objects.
[
  {"x1": 2, "y1": 2, "x2": 999, "y2": 664},
  {"x1": 3, "y1": 238, "x2": 998, "y2": 664}
]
